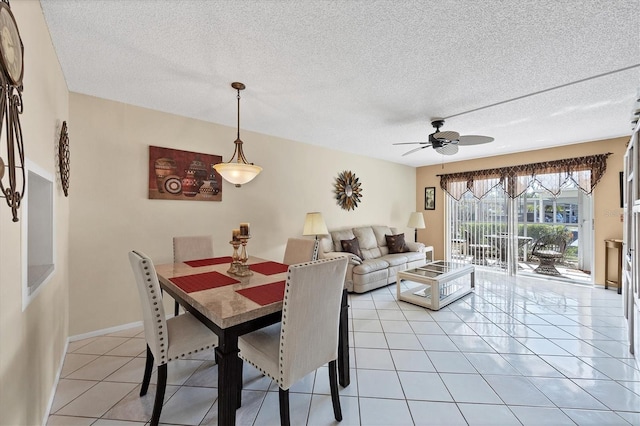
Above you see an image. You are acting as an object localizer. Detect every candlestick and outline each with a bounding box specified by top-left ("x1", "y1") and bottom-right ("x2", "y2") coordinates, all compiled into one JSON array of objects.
[
  {"x1": 232, "y1": 235, "x2": 253, "y2": 276},
  {"x1": 227, "y1": 240, "x2": 241, "y2": 274}
]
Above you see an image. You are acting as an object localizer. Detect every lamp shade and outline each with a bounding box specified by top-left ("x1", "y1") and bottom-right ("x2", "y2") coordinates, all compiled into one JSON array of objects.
[
  {"x1": 213, "y1": 162, "x2": 262, "y2": 186},
  {"x1": 303, "y1": 212, "x2": 329, "y2": 236},
  {"x1": 407, "y1": 212, "x2": 426, "y2": 229}
]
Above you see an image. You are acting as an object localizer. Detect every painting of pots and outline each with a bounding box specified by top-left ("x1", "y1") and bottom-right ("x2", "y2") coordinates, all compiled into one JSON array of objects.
[{"x1": 148, "y1": 145, "x2": 222, "y2": 201}]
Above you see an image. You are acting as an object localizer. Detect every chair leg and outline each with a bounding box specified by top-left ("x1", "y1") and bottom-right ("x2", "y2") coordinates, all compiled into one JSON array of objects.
[
  {"x1": 174, "y1": 300, "x2": 180, "y2": 316},
  {"x1": 328, "y1": 360, "x2": 343, "y2": 421},
  {"x1": 140, "y1": 345, "x2": 154, "y2": 396},
  {"x1": 150, "y1": 364, "x2": 167, "y2": 426},
  {"x1": 237, "y1": 359, "x2": 243, "y2": 408},
  {"x1": 278, "y1": 388, "x2": 290, "y2": 426}
]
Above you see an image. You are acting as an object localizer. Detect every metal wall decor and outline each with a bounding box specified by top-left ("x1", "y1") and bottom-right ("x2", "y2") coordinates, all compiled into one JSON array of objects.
[
  {"x1": 58, "y1": 121, "x2": 70, "y2": 196},
  {"x1": 0, "y1": 0, "x2": 24, "y2": 221},
  {"x1": 334, "y1": 170, "x2": 362, "y2": 211}
]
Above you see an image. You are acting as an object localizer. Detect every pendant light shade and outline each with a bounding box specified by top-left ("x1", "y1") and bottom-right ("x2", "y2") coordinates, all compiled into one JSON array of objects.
[{"x1": 213, "y1": 82, "x2": 262, "y2": 187}]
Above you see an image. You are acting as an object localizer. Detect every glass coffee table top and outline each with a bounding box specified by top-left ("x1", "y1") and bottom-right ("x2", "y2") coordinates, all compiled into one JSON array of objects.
[{"x1": 404, "y1": 261, "x2": 470, "y2": 276}]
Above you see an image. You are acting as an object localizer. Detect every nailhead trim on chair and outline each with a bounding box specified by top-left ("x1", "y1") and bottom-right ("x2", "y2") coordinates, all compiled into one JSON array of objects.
[
  {"x1": 143, "y1": 259, "x2": 168, "y2": 363},
  {"x1": 138, "y1": 255, "x2": 218, "y2": 368}
]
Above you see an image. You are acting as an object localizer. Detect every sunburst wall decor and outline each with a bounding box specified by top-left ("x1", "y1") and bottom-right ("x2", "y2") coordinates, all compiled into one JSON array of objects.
[{"x1": 334, "y1": 170, "x2": 362, "y2": 211}]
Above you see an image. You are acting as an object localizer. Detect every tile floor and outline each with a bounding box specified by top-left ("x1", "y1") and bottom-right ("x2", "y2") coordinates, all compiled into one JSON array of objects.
[{"x1": 47, "y1": 270, "x2": 640, "y2": 425}]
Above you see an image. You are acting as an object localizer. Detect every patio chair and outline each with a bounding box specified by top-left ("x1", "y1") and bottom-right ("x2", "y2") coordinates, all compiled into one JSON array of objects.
[
  {"x1": 464, "y1": 230, "x2": 493, "y2": 265},
  {"x1": 531, "y1": 235, "x2": 567, "y2": 276}
]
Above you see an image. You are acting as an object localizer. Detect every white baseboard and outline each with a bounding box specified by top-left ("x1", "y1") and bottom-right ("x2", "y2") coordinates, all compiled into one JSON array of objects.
[
  {"x1": 42, "y1": 339, "x2": 69, "y2": 425},
  {"x1": 68, "y1": 320, "x2": 144, "y2": 342}
]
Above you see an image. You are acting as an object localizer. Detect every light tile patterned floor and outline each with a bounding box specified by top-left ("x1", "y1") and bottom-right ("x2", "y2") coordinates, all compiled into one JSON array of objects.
[{"x1": 47, "y1": 270, "x2": 640, "y2": 425}]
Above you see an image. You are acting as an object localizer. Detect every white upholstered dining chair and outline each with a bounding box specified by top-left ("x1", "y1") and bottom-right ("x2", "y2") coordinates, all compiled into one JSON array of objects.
[
  {"x1": 237, "y1": 257, "x2": 349, "y2": 426},
  {"x1": 282, "y1": 237, "x2": 318, "y2": 265},
  {"x1": 128, "y1": 250, "x2": 218, "y2": 426},
  {"x1": 172, "y1": 235, "x2": 215, "y2": 315}
]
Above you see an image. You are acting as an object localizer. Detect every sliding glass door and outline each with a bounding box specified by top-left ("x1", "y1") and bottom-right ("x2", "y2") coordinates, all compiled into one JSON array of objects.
[{"x1": 446, "y1": 177, "x2": 593, "y2": 283}]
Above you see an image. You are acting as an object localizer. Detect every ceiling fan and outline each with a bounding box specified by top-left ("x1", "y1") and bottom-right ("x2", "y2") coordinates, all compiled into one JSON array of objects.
[{"x1": 394, "y1": 119, "x2": 494, "y2": 156}]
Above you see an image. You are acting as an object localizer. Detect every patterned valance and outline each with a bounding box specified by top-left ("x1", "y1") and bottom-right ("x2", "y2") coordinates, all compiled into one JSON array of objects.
[{"x1": 438, "y1": 153, "x2": 612, "y2": 200}]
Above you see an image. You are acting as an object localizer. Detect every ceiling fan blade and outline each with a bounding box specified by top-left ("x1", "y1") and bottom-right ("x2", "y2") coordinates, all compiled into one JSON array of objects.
[
  {"x1": 402, "y1": 145, "x2": 431, "y2": 156},
  {"x1": 458, "y1": 135, "x2": 494, "y2": 146},
  {"x1": 433, "y1": 130, "x2": 460, "y2": 141},
  {"x1": 393, "y1": 141, "x2": 429, "y2": 145},
  {"x1": 435, "y1": 144, "x2": 459, "y2": 155}
]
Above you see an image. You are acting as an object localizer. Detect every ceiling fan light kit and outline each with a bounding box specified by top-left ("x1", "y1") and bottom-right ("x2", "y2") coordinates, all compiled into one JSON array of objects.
[{"x1": 394, "y1": 119, "x2": 494, "y2": 157}]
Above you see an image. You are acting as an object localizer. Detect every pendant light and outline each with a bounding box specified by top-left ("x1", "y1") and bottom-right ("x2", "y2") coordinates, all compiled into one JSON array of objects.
[{"x1": 213, "y1": 82, "x2": 262, "y2": 187}]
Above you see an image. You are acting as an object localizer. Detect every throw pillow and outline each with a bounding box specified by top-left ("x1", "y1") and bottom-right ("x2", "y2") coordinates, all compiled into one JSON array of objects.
[
  {"x1": 386, "y1": 233, "x2": 409, "y2": 254},
  {"x1": 341, "y1": 237, "x2": 363, "y2": 260}
]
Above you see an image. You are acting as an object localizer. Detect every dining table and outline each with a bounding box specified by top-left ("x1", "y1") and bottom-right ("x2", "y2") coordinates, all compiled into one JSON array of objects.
[{"x1": 154, "y1": 255, "x2": 350, "y2": 426}]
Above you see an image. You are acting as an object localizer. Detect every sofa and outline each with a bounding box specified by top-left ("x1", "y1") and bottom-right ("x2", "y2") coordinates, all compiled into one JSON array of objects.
[{"x1": 318, "y1": 225, "x2": 427, "y2": 293}]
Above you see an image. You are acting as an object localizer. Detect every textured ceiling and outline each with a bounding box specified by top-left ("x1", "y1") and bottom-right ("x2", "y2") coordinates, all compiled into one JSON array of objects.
[{"x1": 40, "y1": 0, "x2": 640, "y2": 167}]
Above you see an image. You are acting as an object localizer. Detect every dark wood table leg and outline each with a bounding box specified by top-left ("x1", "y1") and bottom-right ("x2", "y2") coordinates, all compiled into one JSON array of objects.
[
  {"x1": 216, "y1": 331, "x2": 240, "y2": 426},
  {"x1": 338, "y1": 289, "x2": 350, "y2": 387}
]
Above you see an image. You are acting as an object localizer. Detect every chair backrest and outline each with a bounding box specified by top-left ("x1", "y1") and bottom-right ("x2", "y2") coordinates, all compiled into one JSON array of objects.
[
  {"x1": 532, "y1": 234, "x2": 567, "y2": 255},
  {"x1": 128, "y1": 250, "x2": 169, "y2": 365},
  {"x1": 173, "y1": 235, "x2": 214, "y2": 262},
  {"x1": 278, "y1": 257, "x2": 348, "y2": 389},
  {"x1": 282, "y1": 238, "x2": 318, "y2": 265}
]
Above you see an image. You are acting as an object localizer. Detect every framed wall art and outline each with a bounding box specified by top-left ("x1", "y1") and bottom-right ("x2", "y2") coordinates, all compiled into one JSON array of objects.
[
  {"x1": 424, "y1": 187, "x2": 435, "y2": 210},
  {"x1": 149, "y1": 146, "x2": 223, "y2": 201}
]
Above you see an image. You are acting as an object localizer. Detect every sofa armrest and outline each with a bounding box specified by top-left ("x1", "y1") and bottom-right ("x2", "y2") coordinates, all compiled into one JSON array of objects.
[
  {"x1": 322, "y1": 251, "x2": 362, "y2": 265},
  {"x1": 406, "y1": 241, "x2": 426, "y2": 253}
]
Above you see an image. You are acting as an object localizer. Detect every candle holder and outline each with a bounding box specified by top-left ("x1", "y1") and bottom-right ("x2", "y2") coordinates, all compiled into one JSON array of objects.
[
  {"x1": 235, "y1": 236, "x2": 253, "y2": 276},
  {"x1": 227, "y1": 240, "x2": 241, "y2": 275},
  {"x1": 229, "y1": 236, "x2": 253, "y2": 277}
]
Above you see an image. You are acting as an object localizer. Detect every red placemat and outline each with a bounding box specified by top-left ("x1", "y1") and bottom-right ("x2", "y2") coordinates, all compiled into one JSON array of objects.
[
  {"x1": 236, "y1": 281, "x2": 286, "y2": 306},
  {"x1": 169, "y1": 271, "x2": 239, "y2": 293},
  {"x1": 250, "y1": 261, "x2": 289, "y2": 276},
  {"x1": 184, "y1": 256, "x2": 233, "y2": 267}
]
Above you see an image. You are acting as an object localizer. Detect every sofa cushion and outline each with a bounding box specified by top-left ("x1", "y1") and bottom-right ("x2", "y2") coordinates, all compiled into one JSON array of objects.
[
  {"x1": 404, "y1": 251, "x2": 426, "y2": 263},
  {"x1": 340, "y1": 238, "x2": 363, "y2": 260},
  {"x1": 379, "y1": 253, "x2": 409, "y2": 267},
  {"x1": 330, "y1": 229, "x2": 355, "y2": 252},
  {"x1": 353, "y1": 226, "x2": 382, "y2": 259},
  {"x1": 353, "y1": 258, "x2": 389, "y2": 274},
  {"x1": 372, "y1": 225, "x2": 393, "y2": 246},
  {"x1": 386, "y1": 233, "x2": 409, "y2": 253}
]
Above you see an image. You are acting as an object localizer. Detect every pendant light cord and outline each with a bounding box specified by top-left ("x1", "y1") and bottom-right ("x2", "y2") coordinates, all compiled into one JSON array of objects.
[{"x1": 236, "y1": 89, "x2": 241, "y2": 141}]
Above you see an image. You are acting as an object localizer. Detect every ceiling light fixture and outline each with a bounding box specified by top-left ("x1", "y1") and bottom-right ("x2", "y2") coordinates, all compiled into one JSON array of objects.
[{"x1": 213, "y1": 82, "x2": 262, "y2": 187}]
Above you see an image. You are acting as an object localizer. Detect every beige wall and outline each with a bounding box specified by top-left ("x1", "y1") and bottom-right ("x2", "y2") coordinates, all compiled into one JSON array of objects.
[
  {"x1": 416, "y1": 137, "x2": 627, "y2": 285},
  {"x1": 68, "y1": 93, "x2": 417, "y2": 336},
  {"x1": 0, "y1": 2, "x2": 70, "y2": 425}
]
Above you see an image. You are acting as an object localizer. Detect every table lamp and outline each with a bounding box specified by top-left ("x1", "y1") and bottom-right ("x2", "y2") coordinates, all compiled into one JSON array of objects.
[
  {"x1": 303, "y1": 212, "x2": 329, "y2": 240},
  {"x1": 407, "y1": 212, "x2": 426, "y2": 242}
]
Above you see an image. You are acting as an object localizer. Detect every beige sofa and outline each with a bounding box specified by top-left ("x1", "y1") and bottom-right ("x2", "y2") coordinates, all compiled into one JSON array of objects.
[{"x1": 318, "y1": 225, "x2": 427, "y2": 293}]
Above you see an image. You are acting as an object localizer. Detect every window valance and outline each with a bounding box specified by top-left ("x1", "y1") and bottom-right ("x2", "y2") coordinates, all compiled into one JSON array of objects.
[{"x1": 438, "y1": 153, "x2": 611, "y2": 200}]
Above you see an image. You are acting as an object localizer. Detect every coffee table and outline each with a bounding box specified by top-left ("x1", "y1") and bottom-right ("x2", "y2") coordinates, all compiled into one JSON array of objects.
[{"x1": 396, "y1": 261, "x2": 474, "y2": 310}]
